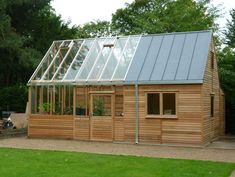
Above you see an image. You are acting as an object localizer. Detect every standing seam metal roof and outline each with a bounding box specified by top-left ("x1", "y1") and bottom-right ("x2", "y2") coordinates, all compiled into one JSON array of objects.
[{"x1": 125, "y1": 30, "x2": 212, "y2": 84}]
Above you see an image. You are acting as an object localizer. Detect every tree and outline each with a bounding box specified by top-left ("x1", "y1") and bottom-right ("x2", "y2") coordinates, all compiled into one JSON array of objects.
[
  {"x1": 111, "y1": 0, "x2": 219, "y2": 35},
  {"x1": 0, "y1": 0, "x2": 78, "y2": 114},
  {"x1": 76, "y1": 21, "x2": 112, "y2": 38},
  {"x1": 0, "y1": 0, "x2": 78, "y2": 87},
  {"x1": 219, "y1": 9, "x2": 235, "y2": 134},
  {"x1": 225, "y1": 9, "x2": 235, "y2": 48}
]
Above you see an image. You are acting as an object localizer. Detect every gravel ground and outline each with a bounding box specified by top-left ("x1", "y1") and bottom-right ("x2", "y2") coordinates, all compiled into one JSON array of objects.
[{"x1": 0, "y1": 137, "x2": 235, "y2": 164}]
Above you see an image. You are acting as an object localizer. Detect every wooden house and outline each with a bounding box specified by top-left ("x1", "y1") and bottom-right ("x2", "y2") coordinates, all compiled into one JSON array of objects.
[{"x1": 27, "y1": 30, "x2": 225, "y2": 146}]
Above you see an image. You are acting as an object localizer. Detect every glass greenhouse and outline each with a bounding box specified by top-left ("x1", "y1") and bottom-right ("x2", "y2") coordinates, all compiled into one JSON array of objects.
[{"x1": 28, "y1": 35, "x2": 140, "y2": 115}]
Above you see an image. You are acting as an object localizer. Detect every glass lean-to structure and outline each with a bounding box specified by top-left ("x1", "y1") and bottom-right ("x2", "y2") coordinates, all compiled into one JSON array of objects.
[
  {"x1": 28, "y1": 35, "x2": 141, "y2": 115},
  {"x1": 29, "y1": 36, "x2": 141, "y2": 84}
]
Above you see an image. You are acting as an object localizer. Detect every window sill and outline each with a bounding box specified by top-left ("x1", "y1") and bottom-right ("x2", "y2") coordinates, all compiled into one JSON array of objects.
[{"x1": 145, "y1": 115, "x2": 178, "y2": 119}]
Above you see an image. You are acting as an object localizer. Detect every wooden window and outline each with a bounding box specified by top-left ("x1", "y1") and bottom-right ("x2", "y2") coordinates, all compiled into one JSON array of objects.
[
  {"x1": 146, "y1": 92, "x2": 177, "y2": 118},
  {"x1": 163, "y1": 93, "x2": 176, "y2": 115},
  {"x1": 76, "y1": 87, "x2": 88, "y2": 116},
  {"x1": 92, "y1": 95, "x2": 111, "y2": 116},
  {"x1": 211, "y1": 51, "x2": 214, "y2": 69},
  {"x1": 147, "y1": 93, "x2": 160, "y2": 115},
  {"x1": 210, "y1": 95, "x2": 214, "y2": 117},
  {"x1": 115, "y1": 95, "x2": 123, "y2": 116},
  {"x1": 64, "y1": 85, "x2": 73, "y2": 115}
]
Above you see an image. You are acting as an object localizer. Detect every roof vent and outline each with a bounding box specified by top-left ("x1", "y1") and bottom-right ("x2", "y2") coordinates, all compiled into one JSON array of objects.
[{"x1": 103, "y1": 44, "x2": 114, "y2": 48}]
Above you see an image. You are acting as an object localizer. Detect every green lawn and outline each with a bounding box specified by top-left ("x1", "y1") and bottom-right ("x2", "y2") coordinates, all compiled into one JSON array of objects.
[{"x1": 0, "y1": 148, "x2": 234, "y2": 177}]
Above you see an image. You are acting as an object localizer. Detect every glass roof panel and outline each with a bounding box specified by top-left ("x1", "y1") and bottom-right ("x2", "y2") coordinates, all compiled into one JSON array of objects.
[
  {"x1": 112, "y1": 36, "x2": 140, "y2": 80},
  {"x1": 53, "y1": 40, "x2": 83, "y2": 81},
  {"x1": 64, "y1": 39, "x2": 94, "y2": 80},
  {"x1": 41, "y1": 41, "x2": 72, "y2": 80},
  {"x1": 100, "y1": 37, "x2": 128, "y2": 80},
  {"x1": 76, "y1": 38, "x2": 106, "y2": 80},
  {"x1": 32, "y1": 41, "x2": 62, "y2": 80},
  {"x1": 87, "y1": 37, "x2": 116, "y2": 80}
]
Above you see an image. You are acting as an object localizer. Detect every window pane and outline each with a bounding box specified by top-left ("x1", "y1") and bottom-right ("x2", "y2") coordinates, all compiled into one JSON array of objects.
[
  {"x1": 88, "y1": 45, "x2": 113, "y2": 80},
  {"x1": 76, "y1": 87, "x2": 88, "y2": 116},
  {"x1": 115, "y1": 95, "x2": 123, "y2": 116},
  {"x1": 42, "y1": 44, "x2": 70, "y2": 80},
  {"x1": 210, "y1": 95, "x2": 214, "y2": 117},
  {"x1": 93, "y1": 95, "x2": 111, "y2": 116},
  {"x1": 64, "y1": 39, "x2": 93, "y2": 80},
  {"x1": 100, "y1": 37, "x2": 128, "y2": 80},
  {"x1": 147, "y1": 93, "x2": 160, "y2": 115},
  {"x1": 77, "y1": 39, "x2": 106, "y2": 80},
  {"x1": 163, "y1": 93, "x2": 176, "y2": 115},
  {"x1": 64, "y1": 85, "x2": 73, "y2": 115},
  {"x1": 33, "y1": 42, "x2": 61, "y2": 80},
  {"x1": 112, "y1": 36, "x2": 140, "y2": 80},
  {"x1": 53, "y1": 40, "x2": 83, "y2": 80},
  {"x1": 31, "y1": 86, "x2": 36, "y2": 114}
]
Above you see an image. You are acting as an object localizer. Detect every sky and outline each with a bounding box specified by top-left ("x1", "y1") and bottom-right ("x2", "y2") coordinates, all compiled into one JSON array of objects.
[{"x1": 51, "y1": 0, "x2": 235, "y2": 29}]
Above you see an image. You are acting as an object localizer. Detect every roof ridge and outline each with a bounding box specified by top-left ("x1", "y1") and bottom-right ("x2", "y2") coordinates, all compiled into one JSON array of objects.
[{"x1": 52, "y1": 30, "x2": 212, "y2": 42}]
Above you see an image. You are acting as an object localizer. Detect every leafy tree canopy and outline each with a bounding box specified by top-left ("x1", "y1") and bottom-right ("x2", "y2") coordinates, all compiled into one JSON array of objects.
[
  {"x1": 77, "y1": 21, "x2": 112, "y2": 38},
  {"x1": 111, "y1": 0, "x2": 219, "y2": 35}
]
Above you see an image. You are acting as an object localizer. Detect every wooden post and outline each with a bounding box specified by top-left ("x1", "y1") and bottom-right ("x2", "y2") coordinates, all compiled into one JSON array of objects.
[
  {"x1": 112, "y1": 86, "x2": 115, "y2": 141},
  {"x1": 73, "y1": 86, "x2": 76, "y2": 116},
  {"x1": 40, "y1": 86, "x2": 43, "y2": 113},
  {"x1": 28, "y1": 86, "x2": 32, "y2": 114}
]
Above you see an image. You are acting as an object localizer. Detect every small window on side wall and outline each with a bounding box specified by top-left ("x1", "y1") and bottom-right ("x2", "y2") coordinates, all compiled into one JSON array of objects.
[
  {"x1": 163, "y1": 93, "x2": 176, "y2": 115},
  {"x1": 210, "y1": 95, "x2": 214, "y2": 117},
  {"x1": 211, "y1": 51, "x2": 214, "y2": 69},
  {"x1": 115, "y1": 95, "x2": 123, "y2": 116},
  {"x1": 147, "y1": 93, "x2": 160, "y2": 115}
]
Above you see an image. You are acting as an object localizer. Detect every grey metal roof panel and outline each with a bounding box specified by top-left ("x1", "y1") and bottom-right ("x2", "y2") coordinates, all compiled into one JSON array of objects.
[
  {"x1": 162, "y1": 34, "x2": 186, "y2": 80},
  {"x1": 125, "y1": 30, "x2": 212, "y2": 84},
  {"x1": 188, "y1": 32, "x2": 212, "y2": 80},
  {"x1": 175, "y1": 33, "x2": 198, "y2": 80},
  {"x1": 138, "y1": 35, "x2": 164, "y2": 81},
  {"x1": 150, "y1": 34, "x2": 175, "y2": 81},
  {"x1": 125, "y1": 36, "x2": 153, "y2": 81}
]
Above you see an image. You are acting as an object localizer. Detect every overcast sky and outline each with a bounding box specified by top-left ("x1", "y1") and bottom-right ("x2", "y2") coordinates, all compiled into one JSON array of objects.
[{"x1": 51, "y1": 0, "x2": 235, "y2": 30}]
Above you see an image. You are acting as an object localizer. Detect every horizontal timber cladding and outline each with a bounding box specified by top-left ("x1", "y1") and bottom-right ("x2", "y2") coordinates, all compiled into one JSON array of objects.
[
  {"x1": 114, "y1": 118, "x2": 124, "y2": 141},
  {"x1": 91, "y1": 117, "x2": 113, "y2": 141},
  {"x1": 74, "y1": 117, "x2": 90, "y2": 140},
  {"x1": 28, "y1": 115, "x2": 73, "y2": 139},
  {"x1": 123, "y1": 84, "x2": 203, "y2": 145},
  {"x1": 202, "y1": 43, "x2": 223, "y2": 144}
]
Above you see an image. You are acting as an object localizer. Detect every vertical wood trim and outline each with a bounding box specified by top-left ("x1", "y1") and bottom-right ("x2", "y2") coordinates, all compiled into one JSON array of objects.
[
  {"x1": 28, "y1": 87, "x2": 32, "y2": 114},
  {"x1": 200, "y1": 85, "x2": 204, "y2": 144},
  {"x1": 40, "y1": 86, "x2": 43, "y2": 113},
  {"x1": 50, "y1": 87, "x2": 52, "y2": 115},
  {"x1": 89, "y1": 89, "x2": 92, "y2": 140},
  {"x1": 112, "y1": 86, "x2": 115, "y2": 141},
  {"x1": 73, "y1": 86, "x2": 76, "y2": 116},
  {"x1": 160, "y1": 119, "x2": 162, "y2": 144},
  {"x1": 73, "y1": 87, "x2": 76, "y2": 139},
  {"x1": 160, "y1": 93, "x2": 163, "y2": 116},
  {"x1": 53, "y1": 86, "x2": 55, "y2": 113},
  {"x1": 176, "y1": 92, "x2": 178, "y2": 117},
  {"x1": 34, "y1": 86, "x2": 37, "y2": 113},
  {"x1": 61, "y1": 86, "x2": 64, "y2": 115}
]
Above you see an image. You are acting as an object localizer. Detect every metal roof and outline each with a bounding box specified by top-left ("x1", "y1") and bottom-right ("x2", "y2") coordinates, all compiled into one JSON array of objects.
[
  {"x1": 125, "y1": 30, "x2": 212, "y2": 84},
  {"x1": 28, "y1": 30, "x2": 212, "y2": 85}
]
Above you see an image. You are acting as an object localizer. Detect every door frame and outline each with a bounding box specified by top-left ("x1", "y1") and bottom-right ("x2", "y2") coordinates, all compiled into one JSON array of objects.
[{"x1": 89, "y1": 92, "x2": 114, "y2": 141}]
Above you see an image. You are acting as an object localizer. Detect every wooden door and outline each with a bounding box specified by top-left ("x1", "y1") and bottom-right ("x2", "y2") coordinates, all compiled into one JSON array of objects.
[{"x1": 90, "y1": 94, "x2": 113, "y2": 141}]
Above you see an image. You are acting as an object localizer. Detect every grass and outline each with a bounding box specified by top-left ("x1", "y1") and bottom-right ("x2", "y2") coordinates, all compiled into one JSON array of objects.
[{"x1": 0, "y1": 148, "x2": 234, "y2": 177}]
